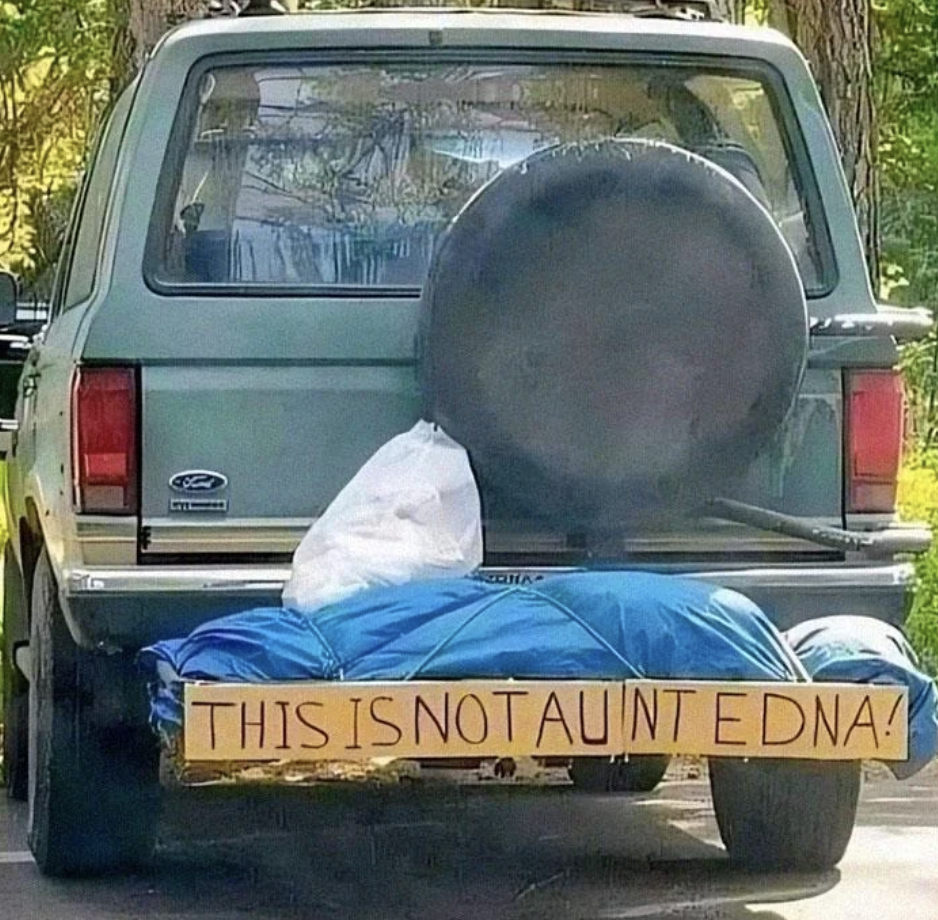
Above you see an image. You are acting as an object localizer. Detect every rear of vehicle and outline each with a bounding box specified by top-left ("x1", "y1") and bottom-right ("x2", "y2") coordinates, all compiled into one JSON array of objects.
[{"x1": 1, "y1": 12, "x2": 929, "y2": 876}]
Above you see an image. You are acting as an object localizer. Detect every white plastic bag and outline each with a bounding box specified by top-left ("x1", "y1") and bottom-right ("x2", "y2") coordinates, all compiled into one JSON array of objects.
[{"x1": 282, "y1": 420, "x2": 483, "y2": 614}]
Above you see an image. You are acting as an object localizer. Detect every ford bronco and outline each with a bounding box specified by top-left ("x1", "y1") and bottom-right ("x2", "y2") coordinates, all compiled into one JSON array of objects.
[{"x1": 0, "y1": 0, "x2": 932, "y2": 877}]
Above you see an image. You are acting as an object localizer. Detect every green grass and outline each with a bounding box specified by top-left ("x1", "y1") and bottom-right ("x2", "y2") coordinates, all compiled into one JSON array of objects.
[
  {"x1": 0, "y1": 463, "x2": 6, "y2": 756},
  {"x1": 899, "y1": 458, "x2": 938, "y2": 675},
  {"x1": 0, "y1": 461, "x2": 7, "y2": 633}
]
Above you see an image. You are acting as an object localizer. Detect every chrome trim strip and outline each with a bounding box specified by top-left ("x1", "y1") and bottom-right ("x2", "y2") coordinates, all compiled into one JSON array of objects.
[
  {"x1": 140, "y1": 518, "x2": 313, "y2": 554},
  {"x1": 65, "y1": 566, "x2": 293, "y2": 595},
  {"x1": 63, "y1": 562, "x2": 917, "y2": 597},
  {"x1": 138, "y1": 517, "x2": 860, "y2": 556},
  {"x1": 687, "y1": 564, "x2": 916, "y2": 589},
  {"x1": 74, "y1": 516, "x2": 138, "y2": 565},
  {"x1": 140, "y1": 519, "x2": 574, "y2": 555}
]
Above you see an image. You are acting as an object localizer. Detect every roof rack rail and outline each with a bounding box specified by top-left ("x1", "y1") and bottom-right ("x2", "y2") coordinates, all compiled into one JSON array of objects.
[
  {"x1": 206, "y1": 0, "x2": 289, "y2": 17},
  {"x1": 213, "y1": 0, "x2": 723, "y2": 20}
]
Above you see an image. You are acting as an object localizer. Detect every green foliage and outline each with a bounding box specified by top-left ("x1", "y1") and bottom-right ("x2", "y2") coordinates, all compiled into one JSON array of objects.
[
  {"x1": 0, "y1": 0, "x2": 112, "y2": 291},
  {"x1": 877, "y1": 0, "x2": 938, "y2": 313},
  {"x1": 899, "y1": 456, "x2": 938, "y2": 674},
  {"x1": 876, "y1": 1, "x2": 938, "y2": 671}
]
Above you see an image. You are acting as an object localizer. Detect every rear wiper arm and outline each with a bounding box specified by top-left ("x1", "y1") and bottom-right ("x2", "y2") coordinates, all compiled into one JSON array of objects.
[
  {"x1": 809, "y1": 306, "x2": 932, "y2": 342},
  {"x1": 707, "y1": 497, "x2": 931, "y2": 558}
]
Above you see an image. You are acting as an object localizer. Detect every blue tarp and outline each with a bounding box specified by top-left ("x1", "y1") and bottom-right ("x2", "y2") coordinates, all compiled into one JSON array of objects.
[
  {"x1": 138, "y1": 572, "x2": 937, "y2": 777},
  {"x1": 785, "y1": 616, "x2": 938, "y2": 779}
]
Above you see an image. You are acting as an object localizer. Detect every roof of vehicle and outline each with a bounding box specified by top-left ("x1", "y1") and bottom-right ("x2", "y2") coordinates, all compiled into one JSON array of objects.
[{"x1": 153, "y1": 8, "x2": 801, "y2": 61}]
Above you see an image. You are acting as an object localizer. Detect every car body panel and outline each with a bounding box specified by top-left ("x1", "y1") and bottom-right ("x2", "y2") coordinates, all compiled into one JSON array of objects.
[{"x1": 1, "y1": 12, "x2": 919, "y2": 652}]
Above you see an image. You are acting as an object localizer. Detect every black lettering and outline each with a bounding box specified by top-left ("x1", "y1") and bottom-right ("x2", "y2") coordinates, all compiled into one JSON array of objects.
[
  {"x1": 190, "y1": 701, "x2": 236, "y2": 751},
  {"x1": 886, "y1": 693, "x2": 904, "y2": 737},
  {"x1": 761, "y1": 693, "x2": 806, "y2": 746},
  {"x1": 346, "y1": 697, "x2": 363, "y2": 751},
  {"x1": 415, "y1": 693, "x2": 450, "y2": 745},
  {"x1": 814, "y1": 694, "x2": 840, "y2": 747},
  {"x1": 714, "y1": 692, "x2": 747, "y2": 746},
  {"x1": 455, "y1": 694, "x2": 489, "y2": 745},
  {"x1": 275, "y1": 701, "x2": 290, "y2": 750},
  {"x1": 536, "y1": 692, "x2": 574, "y2": 748},
  {"x1": 240, "y1": 701, "x2": 266, "y2": 750},
  {"x1": 369, "y1": 695, "x2": 403, "y2": 748},
  {"x1": 630, "y1": 687, "x2": 658, "y2": 741},
  {"x1": 844, "y1": 694, "x2": 879, "y2": 750},
  {"x1": 295, "y1": 701, "x2": 330, "y2": 750},
  {"x1": 493, "y1": 690, "x2": 529, "y2": 742},
  {"x1": 663, "y1": 688, "x2": 697, "y2": 743},
  {"x1": 579, "y1": 689, "x2": 609, "y2": 746}
]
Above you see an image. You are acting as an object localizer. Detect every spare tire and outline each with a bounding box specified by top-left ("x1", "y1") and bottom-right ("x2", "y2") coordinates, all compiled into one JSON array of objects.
[{"x1": 419, "y1": 140, "x2": 808, "y2": 530}]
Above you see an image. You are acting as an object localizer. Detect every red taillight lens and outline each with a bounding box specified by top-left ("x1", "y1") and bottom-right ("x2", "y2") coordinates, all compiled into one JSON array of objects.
[
  {"x1": 71, "y1": 367, "x2": 138, "y2": 514},
  {"x1": 845, "y1": 369, "x2": 905, "y2": 513}
]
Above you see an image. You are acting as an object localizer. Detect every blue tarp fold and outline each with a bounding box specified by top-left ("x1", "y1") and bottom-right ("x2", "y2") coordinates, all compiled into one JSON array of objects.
[
  {"x1": 138, "y1": 572, "x2": 937, "y2": 777},
  {"x1": 785, "y1": 616, "x2": 938, "y2": 779}
]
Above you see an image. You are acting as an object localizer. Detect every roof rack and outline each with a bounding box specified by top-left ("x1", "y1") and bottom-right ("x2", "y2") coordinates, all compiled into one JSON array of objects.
[
  {"x1": 209, "y1": 0, "x2": 722, "y2": 20},
  {"x1": 360, "y1": 0, "x2": 721, "y2": 16},
  {"x1": 206, "y1": 0, "x2": 289, "y2": 16}
]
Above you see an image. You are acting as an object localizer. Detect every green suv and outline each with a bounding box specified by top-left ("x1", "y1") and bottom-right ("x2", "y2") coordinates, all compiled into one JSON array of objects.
[{"x1": 0, "y1": 1, "x2": 931, "y2": 876}]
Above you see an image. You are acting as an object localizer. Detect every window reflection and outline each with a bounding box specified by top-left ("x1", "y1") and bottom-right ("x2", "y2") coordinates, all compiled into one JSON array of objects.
[{"x1": 153, "y1": 63, "x2": 824, "y2": 290}]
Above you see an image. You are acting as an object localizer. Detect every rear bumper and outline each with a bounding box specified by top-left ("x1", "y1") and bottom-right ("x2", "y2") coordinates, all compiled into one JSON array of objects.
[{"x1": 60, "y1": 561, "x2": 917, "y2": 650}]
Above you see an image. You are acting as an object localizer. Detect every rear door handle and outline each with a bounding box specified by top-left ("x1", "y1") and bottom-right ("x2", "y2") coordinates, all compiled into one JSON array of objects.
[{"x1": 22, "y1": 372, "x2": 40, "y2": 397}]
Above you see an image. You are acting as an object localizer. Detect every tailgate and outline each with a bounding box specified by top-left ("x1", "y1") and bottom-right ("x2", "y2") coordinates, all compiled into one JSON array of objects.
[{"x1": 139, "y1": 361, "x2": 843, "y2": 560}]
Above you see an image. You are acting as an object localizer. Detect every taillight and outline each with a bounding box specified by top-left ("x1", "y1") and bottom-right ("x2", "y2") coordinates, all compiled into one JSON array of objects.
[
  {"x1": 71, "y1": 367, "x2": 138, "y2": 514},
  {"x1": 845, "y1": 369, "x2": 905, "y2": 513}
]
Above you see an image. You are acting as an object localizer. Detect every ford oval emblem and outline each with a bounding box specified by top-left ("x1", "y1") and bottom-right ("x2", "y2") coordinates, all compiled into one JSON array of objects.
[{"x1": 169, "y1": 470, "x2": 229, "y2": 494}]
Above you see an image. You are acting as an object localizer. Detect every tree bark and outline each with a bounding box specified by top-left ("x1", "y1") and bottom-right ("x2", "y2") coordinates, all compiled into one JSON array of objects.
[
  {"x1": 711, "y1": 0, "x2": 745, "y2": 22},
  {"x1": 769, "y1": 0, "x2": 880, "y2": 284},
  {"x1": 108, "y1": 0, "x2": 206, "y2": 92}
]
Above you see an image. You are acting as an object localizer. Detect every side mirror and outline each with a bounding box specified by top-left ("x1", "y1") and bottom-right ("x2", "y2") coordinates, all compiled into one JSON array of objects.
[{"x1": 0, "y1": 271, "x2": 19, "y2": 327}]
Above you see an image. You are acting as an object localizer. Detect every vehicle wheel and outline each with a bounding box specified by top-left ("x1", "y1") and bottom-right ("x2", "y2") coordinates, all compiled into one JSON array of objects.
[
  {"x1": 2, "y1": 547, "x2": 28, "y2": 801},
  {"x1": 570, "y1": 755, "x2": 670, "y2": 793},
  {"x1": 709, "y1": 757, "x2": 861, "y2": 870},
  {"x1": 420, "y1": 138, "x2": 808, "y2": 528},
  {"x1": 28, "y1": 549, "x2": 160, "y2": 876}
]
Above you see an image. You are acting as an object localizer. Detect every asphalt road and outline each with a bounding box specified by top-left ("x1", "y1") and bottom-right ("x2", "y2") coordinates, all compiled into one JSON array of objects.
[{"x1": 0, "y1": 762, "x2": 935, "y2": 920}]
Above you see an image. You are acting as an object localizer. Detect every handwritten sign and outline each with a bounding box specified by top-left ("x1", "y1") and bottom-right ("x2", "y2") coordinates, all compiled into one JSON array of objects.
[
  {"x1": 183, "y1": 680, "x2": 908, "y2": 764},
  {"x1": 624, "y1": 680, "x2": 907, "y2": 760}
]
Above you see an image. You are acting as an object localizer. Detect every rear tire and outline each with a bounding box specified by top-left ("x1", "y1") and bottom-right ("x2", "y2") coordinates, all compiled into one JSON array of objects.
[
  {"x1": 2, "y1": 547, "x2": 28, "y2": 801},
  {"x1": 27, "y1": 549, "x2": 160, "y2": 876},
  {"x1": 709, "y1": 757, "x2": 861, "y2": 870},
  {"x1": 570, "y1": 755, "x2": 671, "y2": 793},
  {"x1": 3, "y1": 693, "x2": 28, "y2": 802}
]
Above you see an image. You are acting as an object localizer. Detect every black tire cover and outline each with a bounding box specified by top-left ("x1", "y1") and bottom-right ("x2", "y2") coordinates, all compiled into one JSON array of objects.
[{"x1": 420, "y1": 139, "x2": 808, "y2": 529}]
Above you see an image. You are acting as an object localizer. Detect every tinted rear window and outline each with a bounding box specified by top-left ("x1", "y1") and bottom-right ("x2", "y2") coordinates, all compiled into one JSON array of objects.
[{"x1": 147, "y1": 60, "x2": 831, "y2": 294}]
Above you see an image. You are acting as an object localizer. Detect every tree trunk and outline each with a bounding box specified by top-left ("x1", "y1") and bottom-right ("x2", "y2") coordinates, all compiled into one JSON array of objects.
[
  {"x1": 712, "y1": 0, "x2": 745, "y2": 22},
  {"x1": 769, "y1": 0, "x2": 880, "y2": 284},
  {"x1": 108, "y1": 0, "x2": 206, "y2": 92}
]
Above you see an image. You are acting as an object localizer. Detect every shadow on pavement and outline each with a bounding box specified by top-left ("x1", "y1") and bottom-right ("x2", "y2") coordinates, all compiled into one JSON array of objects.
[{"x1": 144, "y1": 783, "x2": 841, "y2": 920}]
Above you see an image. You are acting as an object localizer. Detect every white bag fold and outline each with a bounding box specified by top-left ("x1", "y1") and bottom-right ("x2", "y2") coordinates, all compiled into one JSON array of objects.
[{"x1": 282, "y1": 421, "x2": 483, "y2": 614}]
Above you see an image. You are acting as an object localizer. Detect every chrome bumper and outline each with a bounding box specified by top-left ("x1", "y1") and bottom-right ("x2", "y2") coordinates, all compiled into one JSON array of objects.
[
  {"x1": 59, "y1": 561, "x2": 919, "y2": 650},
  {"x1": 65, "y1": 565, "x2": 294, "y2": 597},
  {"x1": 63, "y1": 561, "x2": 917, "y2": 598}
]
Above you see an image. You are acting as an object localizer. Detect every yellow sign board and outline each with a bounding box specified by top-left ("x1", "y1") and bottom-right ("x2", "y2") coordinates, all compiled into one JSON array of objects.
[{"x1": 183, "y1": 679, "x2": 908, "y2": 764}]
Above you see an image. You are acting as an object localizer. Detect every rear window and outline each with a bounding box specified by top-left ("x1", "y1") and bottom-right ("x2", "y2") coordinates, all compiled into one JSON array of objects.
[{"x1": 146, "y1": 60, "x2": 832, "y2": 294}]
